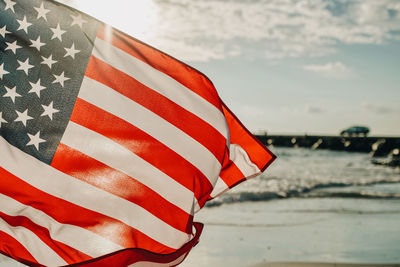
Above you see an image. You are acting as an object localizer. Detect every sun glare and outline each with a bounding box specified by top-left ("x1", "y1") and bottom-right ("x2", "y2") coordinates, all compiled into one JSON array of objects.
[{"x1": 71, "y1": 0, "x2": 159, "y2": 41}]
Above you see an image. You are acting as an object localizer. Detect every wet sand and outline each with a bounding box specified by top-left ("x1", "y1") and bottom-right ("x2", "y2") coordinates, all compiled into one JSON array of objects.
[
  {"x1": 182, "y1": 197, "x2": 400, "y2": 267},
  {"x1": 253, "y1": 263, "x2": 400, "y2": 267}
]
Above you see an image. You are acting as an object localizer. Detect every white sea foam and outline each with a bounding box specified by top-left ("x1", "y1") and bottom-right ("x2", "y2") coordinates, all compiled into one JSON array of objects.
[{"x1": 208, "y1": 147, "x2": 400, "y2": 206}]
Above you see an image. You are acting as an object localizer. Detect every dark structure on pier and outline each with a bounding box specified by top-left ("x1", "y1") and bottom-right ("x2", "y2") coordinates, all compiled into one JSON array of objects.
[{"x1": 255, "y1": 135, "x2": 400, "y2": 158}]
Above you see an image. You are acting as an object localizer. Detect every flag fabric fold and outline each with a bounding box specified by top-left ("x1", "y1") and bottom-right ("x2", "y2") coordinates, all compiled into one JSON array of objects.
[{"x1": 0, "y1": 0, "x2": 275, "y2": 265}]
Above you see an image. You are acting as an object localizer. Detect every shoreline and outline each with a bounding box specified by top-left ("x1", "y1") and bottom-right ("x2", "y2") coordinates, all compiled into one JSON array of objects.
[
  {"x1": 2, "y1": 255, "x2": 399, "y2": 267},
  {"x1": 253, "y1": 263, "x2": 400, "y2": 267},
  {"x1": 182, "y1": 197, "x2": 400, "y2": 267}
]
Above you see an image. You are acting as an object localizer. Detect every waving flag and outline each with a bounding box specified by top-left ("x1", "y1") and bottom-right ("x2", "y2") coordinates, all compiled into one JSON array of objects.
[{"x1": 0, "y1": 0, "x2": 275, "y2": 265}]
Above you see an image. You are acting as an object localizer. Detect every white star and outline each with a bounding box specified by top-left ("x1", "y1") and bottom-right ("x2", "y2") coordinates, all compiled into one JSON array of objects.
[
  {"x1": 27, "y1": 131, "x2": 46, "y2": 150},
  {"x1": 50, "y1": 23, "x2": 66, "y2": 41},
  {"x1": 64, "y1": 43, "x2": 80, "y2": 59},
  {"x1": 3, "y1": 0, "x2": 16, "y2": 12},
  {"x1": 17, "y1": 58, "x2": 34, "y2": 75},
  {"x1": 41, "y1": 101, "x2": 59, "y2": 120},
  {"x1": 53, "y1": 71, "x2": 70, "y2": 87},
  {"x1": 15, "y1": 109, "x2": 33, "y2": 127},
  {"x1": 28, "y1": 79, "x2": 46, "y2": 97},
  {"x1": 30, "y1": 36, "x2": 45, "y2": 50},
  {"x1": 5, "y1": 40, "x2": 21, "y2": 54},
  {"x1": 34, "y1": 2, "x2": 50, "y2": 21},
  {"x1": 16, "y1": 16, "x2": 32, "y2": 34},
  {"x1": 2, "y1": 86, "x2": 21, "y2": 103},
  {"x1": 0, "y1": 25, "x2": 10, "y2": 38},
  {"x1": 0, "y1": 63, "x2": 9, "y2": 79},
  {"x1": 0, "y1": 112, "x2": 7, "y2": 127},
  {"x1": 41, "y1": 54, "x2": 57, "y2": 68},
  {"x1": 70, "y1": 14, "x2": 86, "y2": 28}
]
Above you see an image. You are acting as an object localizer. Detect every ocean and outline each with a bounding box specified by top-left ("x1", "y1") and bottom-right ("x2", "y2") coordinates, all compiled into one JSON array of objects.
[
  {"x1": 208, "y1": 147, "x2": 400, "y2": 206},
  {"x1": 182, "y1": 147, "x2": 400, "y2": 266}
]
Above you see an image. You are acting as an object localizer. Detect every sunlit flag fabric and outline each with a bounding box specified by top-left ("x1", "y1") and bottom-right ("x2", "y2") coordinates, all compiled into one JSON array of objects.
[{"x1": 0, "y1": 0, "x2": 276, "y2": 266}]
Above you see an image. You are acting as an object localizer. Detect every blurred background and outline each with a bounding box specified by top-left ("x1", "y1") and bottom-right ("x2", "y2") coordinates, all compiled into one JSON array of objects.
[{"x1": 2, "y1": 0, "x2": 400, "y2": 266}]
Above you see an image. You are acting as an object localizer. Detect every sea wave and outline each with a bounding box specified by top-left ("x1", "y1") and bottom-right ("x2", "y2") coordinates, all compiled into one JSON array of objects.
[
  {"x1": 206, "y1": 180, "x2": 400, "y2": 207},
  {"x1": 207, "y1": 147, "x2": 400, "y2": 207},
  {"x1": 302, "y1": 191, "x2": 400, "y2": 200}
]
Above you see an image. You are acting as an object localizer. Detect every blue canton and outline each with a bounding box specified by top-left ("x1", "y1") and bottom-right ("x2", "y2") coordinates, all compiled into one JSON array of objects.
[{"x1": 0, "y1": 0, "x2": 99, "y2": 164}]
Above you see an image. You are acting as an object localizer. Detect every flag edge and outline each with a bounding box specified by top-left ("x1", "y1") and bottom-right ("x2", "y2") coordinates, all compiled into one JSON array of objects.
[
  {"x1": 221, "y1": 101, "x2": 277, "y2": 173},
  {"x1": 0, "y1": 223, "x2": 203, "y2": 266}
]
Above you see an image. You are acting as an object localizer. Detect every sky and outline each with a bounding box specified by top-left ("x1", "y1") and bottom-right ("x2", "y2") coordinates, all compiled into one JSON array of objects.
[{"x1": 60, "y1": 0, "x2": 400, "y2": 136}]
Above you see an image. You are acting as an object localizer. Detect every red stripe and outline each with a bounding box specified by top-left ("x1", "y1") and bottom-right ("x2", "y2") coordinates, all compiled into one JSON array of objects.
[
  {"x1": 69, "y1": 97, "x2": 213, "y2": 202},
  {"x1": 96, "y1": 24, "x2": 223, "y2": 112},
  {"x1": 85, "y1": 55, "x2": 226, "y2": 164},
  {"x1": 207, "y1": 157, "x2": 245, "y2": 201},
  {"x1": 222, "y1": 103, "x2": 276, "y2": 173},
  {"x1": 219, "y1": 159, "x2": 246, "y2": 188},
  {"x1": 51, "y1": 143, "x2": 192, "y2": 234},
  {"x1": 0, "y1": 212, "x2": 91, "y2": 264},
  {"x1": 0, "y1": 166, "x2": 175, "y2": 254},
  {"x1": 0, "y1": 231, "x2": 38, "y2": 265}
]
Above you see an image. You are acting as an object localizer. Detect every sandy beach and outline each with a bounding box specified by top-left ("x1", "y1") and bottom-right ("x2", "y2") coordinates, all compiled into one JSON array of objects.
[
  {"x1": 254, "y1": 263, "x2": 400, "y2": 267},
  {"x1": 182, "y1": 197, "x2": 400, "y2": 267}
]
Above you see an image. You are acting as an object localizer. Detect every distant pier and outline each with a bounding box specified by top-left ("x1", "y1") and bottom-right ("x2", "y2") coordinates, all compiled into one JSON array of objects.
[{"x1": 255, "y1": 135, "x2": 400, "y2": 157}]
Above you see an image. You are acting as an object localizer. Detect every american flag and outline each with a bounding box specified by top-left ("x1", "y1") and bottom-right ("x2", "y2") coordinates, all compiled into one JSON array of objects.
[{"x1": 0, "y1": 0, "x2": 276, "y2": 265}]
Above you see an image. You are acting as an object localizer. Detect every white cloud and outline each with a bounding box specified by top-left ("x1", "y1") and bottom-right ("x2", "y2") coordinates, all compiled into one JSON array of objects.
[
  {"x1": 148, "y1": 0, "x2": 400, "y2": 61},
  {"x1": 303, "y1": 61, "x2": 354, "y2": 78},
  {"x1": 62, "y1": 0, "x2": 400, "y2": 62}
]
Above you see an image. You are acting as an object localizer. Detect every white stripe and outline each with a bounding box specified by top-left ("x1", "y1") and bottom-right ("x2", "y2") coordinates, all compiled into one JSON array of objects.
[
  {"x1": 207, "y1": 145, "x2": 262, "y2": 202},
  {"x1": 79, "y1": 76, "x2": 221, "y2": 185},
  {"x1": 209, "y1": 177, "x2": 229, "y2": 199},
  {"x1": 128, "y1": 253, "x2": 187, "y2": 267},
  {"x1": 0, "y1": 193, "x2": 122, "y2": 257},
  {"x1": 62, "y1": 121, "x2": 198, "y2": 215},
  {"x1": 0, "y1": 217, "x2": 67, "y2": 266},
  {"x1": 229, "y1": 144, "x2": 261, "y2": 178},
  {"x1": 92, "y1": 37, "x2": 228, "y2": 139},
  {"x1": 0, "y1": 136, "x2": 189, "y2": 249}
]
